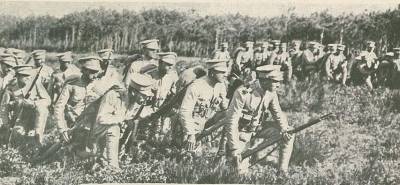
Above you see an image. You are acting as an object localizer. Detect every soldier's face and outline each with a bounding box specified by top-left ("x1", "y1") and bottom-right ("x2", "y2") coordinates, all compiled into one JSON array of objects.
[
  {"x1": 279, "y1": 46, "x2": 287, "y2": 52},
  {"x1": 367, "y1": 46, "x2": 374, "y2": 52},
  {"x1": 395, "y1": 51, "x2": 400, "y2": 58},
  {"x1": 144, "y1": 48, "x2": 157, "y2": 59},
  {"x1": 210, "y1": 70, "x2": 226, "y2": 83},
  {"x1": 158, "y1": 61, "x2": 173, "y2": 75},
  {"x1": 34, "y1": 59, "x2": 44, "y2": 67},
  {"x1": 0, "y1": 64, "x2": 12, "y2": 74},
  {"x1": 81, "y1": 68, "x2": 98, "y2": 82},
  {"x1": 259, "y1": 78, "x2": 280, "y2": 92},
  {"x1": 59, "y1": 61, "x2": 69, "y2": 72},
  {"x1": 17, "y1": 75, "x2": 31, "y2": 87}
]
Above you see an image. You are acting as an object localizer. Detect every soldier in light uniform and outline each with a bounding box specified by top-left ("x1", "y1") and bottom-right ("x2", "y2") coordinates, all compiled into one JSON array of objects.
[
  {"x1": 123, "y1": 39, "x2": 160, "y2": 87},
  {"x1": 5, "y1": 48, "x2": 25, "y2": 65},
  {"x1": 253, "y1": 42, "x2": 270, "y2": 67},
  {"x1": 225, "y1": 65, "x2": 294, "y2": 174},
  {"x1": 96, "y1": 72, "x2": 157, "y2": 168},
  {"x1": 213, "y1": 42, "x2": 231, "y2": 61},
  {"x1": 269, "y1": 40, "x2": 281, "y2": 58},
  {"x1": 268, "y1": 43, "x2": 292, "y2": 82},
  {"x1": 179, "y1": 59, "x2": 228, "y2": 151},
  {"x1": 49, "y1": 52, "x2": 82, "y2": 103},
  {"x1": 97, "y1": 49, "x2": 121, "y2": 82},
  {"x1": 353, "y1": 41, "x2": 379, "y2": 89},
  {"x1": 150, "y1": 52, "x2": 179, "y2": 143},
  {"x1": 235, "y1": 41, "x2": 254, "y2": 71},
  {"x1": 31, "y1": 50, "x2": 54, "y2": 90},
  {"x1": 325, "y1": 44, "x2": 348, "y2": 85},
  {"x1": 0, "y1": 54, "x2": 17, "y2": 132},
  {"x1": 5, "y1": 65, "x2": 51, "y2": 146}
]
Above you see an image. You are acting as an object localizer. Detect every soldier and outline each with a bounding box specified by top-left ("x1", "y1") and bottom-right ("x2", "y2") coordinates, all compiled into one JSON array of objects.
[
  {"x1": 353, "y1": 41, "x2": 379, "y2": 89},
  {"x1": 31, "y1": 50, "x2": 54, "y2": 90},
  {"x1": 151, "y1": 52, "x2": 179, "y2": 143},
  {"x1": 0, "y1": 54, "x2": 17, "y2": 90},
  {"x1": 179, "y1": 59, "x2": 228, "y2": 152},
  {"x1": 53, "y1": 56, "x2": 109, "y2": 144},
  {"x1": 300, "y1": 41, "x2": 322, "y2": 80},
  {"x1": 97, "y1": 49, "x2": 121, "y2": 82},
  {"x1": 123, "y1": 39, "x2": 160, "y2": 86},
  {"x1": 176, "y1": 66, "x2": 207, "y2": 92},
  {"x1": 289, "y1": 40, "x2": 303, "y2": 80},
  {"x1": 235, "y1": 41, "x2": 254, "y2": 71},
  {"x1": 6, "y1": 65, "x2": 51, "y2": 146},
  {"x1": 325, "y1": 44, "x2": 348, "y2": 85},
  {"x1": 254, "y1": 42, "x2": 270, "y2": 67},
  {"x1": 268, "y1": 43, "x2": 292, "y2": 82},
  {"x1": 49, "y1": 52, "x2": 82, "y2": 103},
  {"x1": 5, "y1": 48, "x2": 25, "y2": 65},
  {"x1": 213, "y1": 42, "x2": 231, "y2": 61},
  {"x1": 390, "y1": 48, "x2": 400, "y2": 89},
  {"x1": 269, "y1": 40, "x2": 281, "y2": 57},
  {"x1": 225, "y1": 65, "x2": 294, "y2": 175}
]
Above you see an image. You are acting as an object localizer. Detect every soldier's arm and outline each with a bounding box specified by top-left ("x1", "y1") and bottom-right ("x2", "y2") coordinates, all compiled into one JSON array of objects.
[
  {"x1": 325, "y1": 56, "x2": 333, "y2": 78},
  {"x1": 267, "y1": 92, "x2": 289, "y2": 131},
  {"x1": 53, "y1": 85, "x2": 71, "y2": 132},
  {"x1": 179, "y1": 83, "x2": 198, "y2": 135},
  {"x1": 96, "y1": 90, "x2": 126, "y2": 125},
  {"x1": 225, "y1": 86, "x2": 246, "y2": 154}
]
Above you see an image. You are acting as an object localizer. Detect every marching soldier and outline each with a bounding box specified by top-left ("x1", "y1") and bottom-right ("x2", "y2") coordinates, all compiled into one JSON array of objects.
[
  {"x1": 49, "y1": 51, "x2": 81, "y2": 103},
  {"x1": 253, "y1": 42, "x2": 270, "y2": 67},
  {"x1": 300, "y1": 41, "x2": 322, "y2": 80},
  {"x1": 123, "y1": 39, "x2": 160, "y2": 87},
  {"x1": 0, "y1": 54, "x2": 17, "y2": 131},
  {"x1": 5, "y1": 48, "x2": 25, "y2": 65},
  {"x1": 6, "y1": 65, "x2": 51, "y2": 146},
  {"x1": 353, "y1": 41, "x2": 379, "y2": 89},
  {"x1": 225, "y1": 65, "x2": 294, "y2": 174},
  {"x1": 31, "y1": 50, "x2": 54, "y2": 90},
  {"x1": 213, "y1": 42, "x2": 231, "y2": 61},
  {"x1": 235, "y1": 41, "x2": 254, "y2": 71},
  {"x1": 96, "y1": 72, "x2": 157, "y2": 168},
  {"x1": 390, "y1": 47, "x2": 400, "y2": 89},
  {"x1": 151, "y1": 52, "x2": 179, "y2": 143},
  {"x1": 269, "y1": 40, "x2": 281, "y2": 57},
  {"x1": 97, "y1": 49, "x2": 121, "y2": 82},
  {"x1": 179, "y1": 59, "x2": 228, "y2": 152},
  {"x1": 268, "y1": 43, "x2": 292, "y2": 82},
  {"x1": 325, "y1": 44, "x2": 348, "y2": 85}
]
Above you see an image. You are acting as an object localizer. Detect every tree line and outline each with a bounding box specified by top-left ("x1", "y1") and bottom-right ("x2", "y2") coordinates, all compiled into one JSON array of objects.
[{"x1": 1, "y1": 5, "x2": 400, "y2": 57}]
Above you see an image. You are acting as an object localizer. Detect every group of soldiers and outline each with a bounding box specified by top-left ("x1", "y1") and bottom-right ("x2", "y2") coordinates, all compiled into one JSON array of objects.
[
  {"x1": 0, "y1": 37, "x2": 397, "y2": 176},
  {"x1": 216, "y1": 39, "x2": 400, "y2": 90}
]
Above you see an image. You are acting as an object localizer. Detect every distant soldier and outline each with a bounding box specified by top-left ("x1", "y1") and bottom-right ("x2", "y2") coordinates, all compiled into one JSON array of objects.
[
  {"x1": 353, "y1": 41, "x2": 379, "y2": 89},
  {"x1": 5, "y1": 48, "x2": 25, "y2": 65},
  {"x1": 123, "y1": 39, "x2": 160, "y2": 86},
  {"x1": 31, "y1": 50, "x2": 54, "y2": 90},
  {"x1": 300, "y1": 41, "x2": 322, "y2": 80},
  {"x1": 49, "y1": 52, "x2": 81, "y2": 103},
  {"x1": 289, "y1": 40, "x2": 303, "y2": 79},
  {"x1": 97, "y1": 49, "x2": 121, "y2": 82},
  {"x1": 269, "y1": 40, "x2": 281, "y2": 57},
  {"x1": 254, "y1": 42, "x2": 270, "y2": 67},
  {"x1": 213, "y1": 42, "x2": 231, "y2": 61},
  {"x1": 325, "y1": 44, "x2": 348, "y2": 85},
  {"x1": 235, "y1": 41, "x2": 254, "y2": 71},
  {"x1": 225, "y1": 65, "x2": 294, "y2": 174},
  {"x1": 0, "y1": 54, "x2": 17, "y2": 131},
  {"x1": 179, "y1": 59, "x2": 228, "y2": 151},
  {"x1": 5, "y1": 65, "x2": 51, "y2": 146},
  {"x1": 390, "y1": 47, "x2": 400, "y2": 89},
  {"x1": 268, "y1": 43, "x2": 292, "y2": 82},
  {"x1": 150, "y1": 52, "x2": 179, "y2": 143}
]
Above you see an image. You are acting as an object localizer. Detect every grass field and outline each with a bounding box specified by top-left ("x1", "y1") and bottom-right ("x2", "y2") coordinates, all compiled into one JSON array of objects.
[{"x1": 1, "y1": 54, "x2": 400, "y2": 185}]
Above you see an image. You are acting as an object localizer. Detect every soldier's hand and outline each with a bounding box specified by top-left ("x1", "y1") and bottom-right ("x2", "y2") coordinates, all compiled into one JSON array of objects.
[
  {"x1": 280, "y1": 129, "x2": 293, "y2": 142},
  {"x1": 185, "y1": 134, "x2": 196, "y2": 151}
]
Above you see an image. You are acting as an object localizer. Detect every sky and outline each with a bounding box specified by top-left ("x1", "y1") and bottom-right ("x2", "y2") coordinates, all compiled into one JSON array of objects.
[{"x1": 0, "y1": 0, "x2": 399, "y2": 18}]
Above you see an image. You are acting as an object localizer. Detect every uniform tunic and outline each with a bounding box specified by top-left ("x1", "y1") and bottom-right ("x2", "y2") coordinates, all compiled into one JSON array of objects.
[
  {"x1": 325, "y1": 53, "x2": 347, "y2": 81},
  {"x1": 179, "y1": 77, "x2": 226, "y2": 135}
]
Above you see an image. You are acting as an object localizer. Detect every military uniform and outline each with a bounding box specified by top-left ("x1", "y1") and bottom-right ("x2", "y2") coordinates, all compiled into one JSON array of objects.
[
  {"x1": 354, "y1": 41, "x2": 379, "y2": 89},
  {"x1": 235, "y1": 41, "x2": 254, "y2": 70},
  {"x1": 5, "y1": 48, "x2": 25, "y2": 65},
  {"x1": 124, "y1": 39, "x2": 159, "y2": 87},
  {"x1": 300, "y1": 42, "x2": 322, "y2": 79},
  {"x1": 31, "y1": 50, "x2": 54, "y2": 90},
  {"x1": 390, "y1": 48, "x2": 400, "y2": 89},
  {"x1": 268, "y1": 43, "x2": 292, "y2": 82},
  {"x1": 225, "y1": 65, "x2": 294, "y2": 174},
  {"x1": 0, "y1": 54, "x2": 17, "y2": 129},
  {"x1": 5, "y1": 66, "x2": 51, "y2": 145},
  {"x1": 325, "y1": 44, "x2": 348, "y2": 85},
  {"x1": 179, "y1": 59, "x2": 228, "y2": 151},
  {"x1": 213, "y1": 42, "x2": 231, "y2": 61},
  {"x1": 289, "y1": 41, "x2": 303, "y2": 79}
]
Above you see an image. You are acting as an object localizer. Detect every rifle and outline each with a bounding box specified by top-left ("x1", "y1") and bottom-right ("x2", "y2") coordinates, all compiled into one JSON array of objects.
[
  {"x1": 7, "y1": 66, "x2": 43, "y2": 147},
  {"x1": 241, "y1": 113, "x2": 333, "y2": 160},
  {"x1": 118, "y1": 104, "x2": 145, "y2": 152},
  {"x1": 195, "y1": 110, "x2": 226, "y2": 141}
]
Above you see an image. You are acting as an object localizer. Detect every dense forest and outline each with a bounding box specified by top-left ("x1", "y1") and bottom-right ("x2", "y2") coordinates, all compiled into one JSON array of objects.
[{"x1": 1, "y1": 5, "x2": 400, "y2": 57}]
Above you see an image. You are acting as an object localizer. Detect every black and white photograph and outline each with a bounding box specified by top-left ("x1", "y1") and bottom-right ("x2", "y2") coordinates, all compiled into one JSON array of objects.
[{"x1": 0, "y1": 0, "x2": 400, "y2": 184}]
